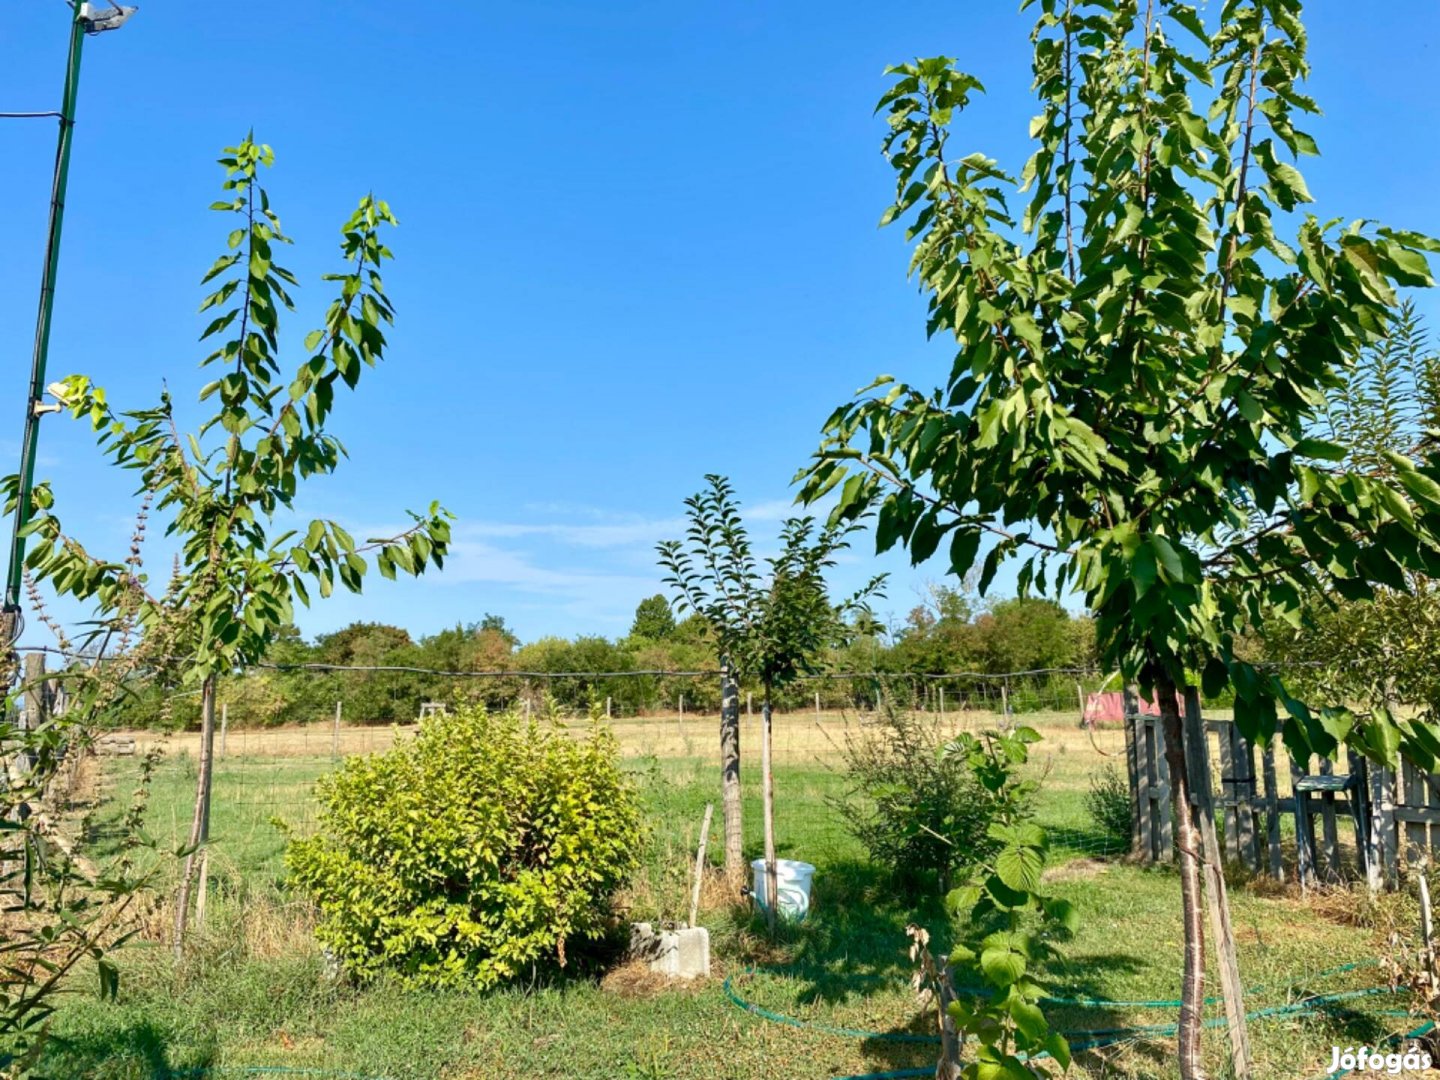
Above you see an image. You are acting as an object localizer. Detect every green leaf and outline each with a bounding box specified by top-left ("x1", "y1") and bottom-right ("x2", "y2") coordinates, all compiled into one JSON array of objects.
[
  {"x1": 1042, "y1": 897, "x2": 1079, "y2": 934},
  {"x1": 1043, "y1": 1032, "x2": 1072, "y2": 1069},
  {"x1": 994, "y1": 844, "x2": 1043, "y2": 895},
  {"x1": 1009, "y1": 997, "x2": 1048, "y2": 1041},
  {"x1": 1150, "y1": 535, "x2": 1186, "y2": 584},
  {"x1": 1292, "y1": 437, "x2": 1349, "y2": 462},
  {"x1": 979, "y1": 946, "x2": 1026, "y2": 987}
]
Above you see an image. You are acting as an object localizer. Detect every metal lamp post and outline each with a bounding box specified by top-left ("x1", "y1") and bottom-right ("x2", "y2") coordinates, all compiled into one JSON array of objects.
[{"x1": 2, "y1": 2, "x2": 137, "y2": 647}]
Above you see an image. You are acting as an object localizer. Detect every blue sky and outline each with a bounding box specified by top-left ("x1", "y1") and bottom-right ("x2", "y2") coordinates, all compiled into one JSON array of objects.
[{"x1": 3, "y1": 1, "x2": 1438, "y2": 645}]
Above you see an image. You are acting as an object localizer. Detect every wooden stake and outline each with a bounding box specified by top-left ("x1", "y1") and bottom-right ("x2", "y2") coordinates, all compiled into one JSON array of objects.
[
  {"x1": 1000, "y1": 682, "x2": 1009, "y2": 725},
  {"x1": 606, "y1": 696, "x2": 612, "y2": 719},
  {"x1": 1419, "y1": 870, "x2": 1436, "y2": 1001},
  {"x1": 219, "y1": 702, "x2": 228, "y2": 760},
  {"x1": 689, "y1": 803, "x2": 714, "y2": 928},
  {"x1": 332, "y1": 700, "x2": 341, "y2": 760},
  {"x1": 761, "y1": 688, "x2": 778, "y2": 933},
  {"x1": 195, "y1": 848, "x2": 210, "y2": 928},
  {"x1": 1183, "y1": 688, "x2": 1253, "y2": 1080},
  {"x1": 814, "y1": 690, "x2": 821, "y2": 725},
  {"x1": 939, "y1": 686, "x2": 945, "y2": 718},
  {"x1": 746, "y1": 691, "x2": 752, "y2": 718}
]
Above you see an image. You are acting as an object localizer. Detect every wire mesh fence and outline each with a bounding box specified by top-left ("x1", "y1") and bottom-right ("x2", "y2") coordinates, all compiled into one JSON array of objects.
[{"x1": 85, "y1": 665, "x2": 1138, "y2": 898}]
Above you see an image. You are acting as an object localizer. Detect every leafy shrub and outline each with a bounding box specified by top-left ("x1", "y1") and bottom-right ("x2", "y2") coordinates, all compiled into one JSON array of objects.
[
  {"x1": 833, "y1": 703, "x2": 1037, "y2": 894},
  {"x1": 1084, "y1": 763, "x2": 1133, "y2": 852},
  {"x1": 285, "y1": 703, "x2": 642, "y2": 989},
  {"x1": 909, "y1": 728, "x2": 1074, "y2": 1079}
]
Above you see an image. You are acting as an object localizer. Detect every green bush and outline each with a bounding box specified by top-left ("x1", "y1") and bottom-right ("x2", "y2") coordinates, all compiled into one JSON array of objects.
[
  {"x1": 285, "y1": 703, "x2": 642, "y2": 989},
  {"x1": 1084, "y1": 763, "x2": 1133, "y2": 851},
  {"x1": 832, "y1": 702, "x2": 1036, "y2": 894}
]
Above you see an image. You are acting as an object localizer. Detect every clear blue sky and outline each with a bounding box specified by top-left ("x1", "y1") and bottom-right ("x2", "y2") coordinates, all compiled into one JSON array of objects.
[{"x1": 3, "y1": 1, "x2": 1437, "y2": 645}]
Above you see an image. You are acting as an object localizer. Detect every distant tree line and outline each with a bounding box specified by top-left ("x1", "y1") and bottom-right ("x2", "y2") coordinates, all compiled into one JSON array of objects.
[{"x1": 106, "y1": 586, "x2": 1101, "y2": 729}]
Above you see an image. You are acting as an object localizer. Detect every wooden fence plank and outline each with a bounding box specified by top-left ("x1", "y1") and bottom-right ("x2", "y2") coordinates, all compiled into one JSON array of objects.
[
  {"x1": 1153, "y1": 716, "x2": 1174, "y2": 862},
  {"x1": 1123, "y1": 693, "x2": 1142, "y2": 858},
  {"x1": 1217, "y1": 720, "x2": 1238, "y2": 858},
  {"x1": 1291, "y1": 753, "x2": 1316, "y2": 888},
  {"x1": 1262, "y1": 743, "x2": 1283, "y2": 881},
  {"x1": 1235, "y1": 727, "x2": 1260, "y2": 871},
  {"x1": 1317, "y1": 757, "x2": 1341, "y2": 881},
  {"x1": 1404, "y1": 761, "x2": 1429, "y2": 866}
]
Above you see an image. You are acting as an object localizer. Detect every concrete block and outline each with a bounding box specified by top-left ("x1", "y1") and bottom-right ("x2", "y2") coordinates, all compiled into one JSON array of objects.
[{"x1": 628, "y1": 922, "x2": 710, "y2": 980}]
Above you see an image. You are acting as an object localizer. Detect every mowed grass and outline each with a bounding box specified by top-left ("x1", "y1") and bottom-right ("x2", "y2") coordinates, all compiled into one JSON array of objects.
[{"x1": 38, "y1": 713, "x2": 1412, "y2": 1080}]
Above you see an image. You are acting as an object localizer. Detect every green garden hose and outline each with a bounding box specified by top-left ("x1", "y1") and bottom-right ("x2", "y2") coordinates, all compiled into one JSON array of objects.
[{"x1": 720, "y1": 960, "x2": 1422, "y2": 1080}]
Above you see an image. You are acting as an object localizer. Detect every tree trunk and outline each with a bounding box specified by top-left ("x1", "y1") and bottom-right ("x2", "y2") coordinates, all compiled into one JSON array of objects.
[
  {"x1": 760, "y1": 682, "x2": 777, "y2": 933},
  {"x1": 1158, "y1": 673, "x2": 1207, "y2": 1080},
  {"x1": 719, "y1": 662, "x2": 743, "y2": 887},
  {"x1": 173, "y1": 673, "x2": 217, "y2": 956}
]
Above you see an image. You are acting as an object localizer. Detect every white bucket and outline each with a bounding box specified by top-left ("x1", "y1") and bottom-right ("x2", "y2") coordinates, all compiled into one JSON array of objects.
[{"x1": 750, "y1": 858, "x2": 816, "y2": 923}]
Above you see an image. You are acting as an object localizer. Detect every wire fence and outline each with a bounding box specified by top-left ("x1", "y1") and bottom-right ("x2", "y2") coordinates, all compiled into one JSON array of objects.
[{"x1": 83, "y1": 665, "x2": 1137, "y2": 897}]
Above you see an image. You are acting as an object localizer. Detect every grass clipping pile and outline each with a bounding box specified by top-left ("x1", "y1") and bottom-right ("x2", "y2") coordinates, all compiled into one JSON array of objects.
[{"x1": 284, "y1": 703, "x2": 642, "y2": 989}]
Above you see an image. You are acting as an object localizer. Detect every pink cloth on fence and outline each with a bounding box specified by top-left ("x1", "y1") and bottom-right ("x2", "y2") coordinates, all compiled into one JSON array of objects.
[{"x1": 1083, "y1": 691, "x2": 1158, "y2": 723}]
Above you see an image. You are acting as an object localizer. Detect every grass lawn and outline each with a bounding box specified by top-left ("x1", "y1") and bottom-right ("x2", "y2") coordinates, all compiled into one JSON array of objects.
[{"x1": 34, "y1": 715, "x2": 1417, "y2": 1079}]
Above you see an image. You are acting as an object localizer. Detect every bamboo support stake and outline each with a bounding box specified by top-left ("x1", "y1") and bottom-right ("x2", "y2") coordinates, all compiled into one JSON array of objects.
[
  {"x1": 1184, "y1": 688, "x2": 1253, "y2": 1079},
  {"x1": 1420, "y1": 870, "x2": 1438, "y2": 1003},
  {"x1": 195, "y1": 848, "x2": 210, "y2": 928},
  {"x1": 688, "y1": 803, "x2": 714, "y2": 928},
  {"x1": 761, "y1": 691, "x2": 778, "y2": 933}
]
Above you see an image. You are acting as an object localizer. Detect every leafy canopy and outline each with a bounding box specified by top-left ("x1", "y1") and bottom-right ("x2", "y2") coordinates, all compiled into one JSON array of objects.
[
  {"x1": 658, "y1": 474, "x2": 884, "y2": 689},
  {"x1": 798, "y1": 0, "x2": 1440, "y2": 765},
  {"x1": 7, "y1": 135, "x2": 452, "y2": 685}
]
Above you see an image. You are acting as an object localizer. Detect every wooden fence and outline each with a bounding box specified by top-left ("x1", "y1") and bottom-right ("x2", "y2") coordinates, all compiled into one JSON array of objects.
[{"x1": 1123, "y1": 690, "x2": 1438, "y2": 890}]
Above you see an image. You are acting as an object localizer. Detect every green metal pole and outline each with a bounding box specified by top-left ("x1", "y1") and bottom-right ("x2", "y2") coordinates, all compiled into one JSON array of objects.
[{"x1": 5, "y1": 3, "x2": 88, "y2": 615}]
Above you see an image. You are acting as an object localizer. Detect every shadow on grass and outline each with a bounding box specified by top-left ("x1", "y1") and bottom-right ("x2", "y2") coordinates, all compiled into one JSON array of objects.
[{"x1": 36, "y1": 1020, "x2": 216, "y2": 1079}]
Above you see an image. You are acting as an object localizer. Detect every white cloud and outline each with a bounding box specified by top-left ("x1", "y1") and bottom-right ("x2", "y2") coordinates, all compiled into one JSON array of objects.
[
  {"x1": 460, "y1": 517, "x2": 685, "y2": 549},
  {"x1": 436, "y1": 536, "x2": 656, "y2": 593}
]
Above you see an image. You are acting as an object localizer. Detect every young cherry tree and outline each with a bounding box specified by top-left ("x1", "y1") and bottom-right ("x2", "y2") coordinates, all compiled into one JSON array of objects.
[
  {"x1": 658, "y1": 475, "x2": 883, "y2": 929},
  {"x1": 798, "y1": 3, "x2": 1440, "y2": 1075},
  {"x1": 12, "y1": 135, "x2": 452, "y2": 953}
]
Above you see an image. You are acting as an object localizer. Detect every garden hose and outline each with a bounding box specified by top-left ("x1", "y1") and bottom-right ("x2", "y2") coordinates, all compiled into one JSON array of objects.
[{"x1": 720, "y1": 960, "x2": 1424, "y2": 1080}]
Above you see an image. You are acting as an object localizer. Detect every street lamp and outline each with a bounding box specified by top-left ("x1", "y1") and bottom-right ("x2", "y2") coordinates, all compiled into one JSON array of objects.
[{"x1": 2, "y1": 0, "x2": 138, "y2": 648}]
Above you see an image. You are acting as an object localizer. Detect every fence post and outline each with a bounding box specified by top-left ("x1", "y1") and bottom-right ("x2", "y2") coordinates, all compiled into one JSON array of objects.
[
  {"x1": 719, "y1": 663, "x2": 744, "y2": 886},
  {"x1": 814, "y1": 691, "x2": 821, "y2": 726},
  {"x1": 1290, "y1": 753, "x2": 1316, "y2": 889},
  {"x1": 1261, "y1": 741, "x2": 1283, "y2": 882},
  {"x1": 1365, "y1": 755, "x2": 1397, "y2": 891},
  {"x1": 606, "y1": 696, "x2": 612, "y2": 719},
  {"x1": 332, "y1": 700, "x2": 341, "y2": 761},
  {"x1": 1122, "y1": 688, "x2": 1142, "y2": 857},
  {"x1": 1183, "y1": 688, "x2": 1253, "y2": 1080},
  {"x1": 689, "y1": 803, "x2": 714, "y2": 929},
  {"x1": 219, "y1": 702, "x2": 228, "y2": 760},
  {"x1": 1317, "y1": 756, "x2": 1341, "y2": 880}
]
